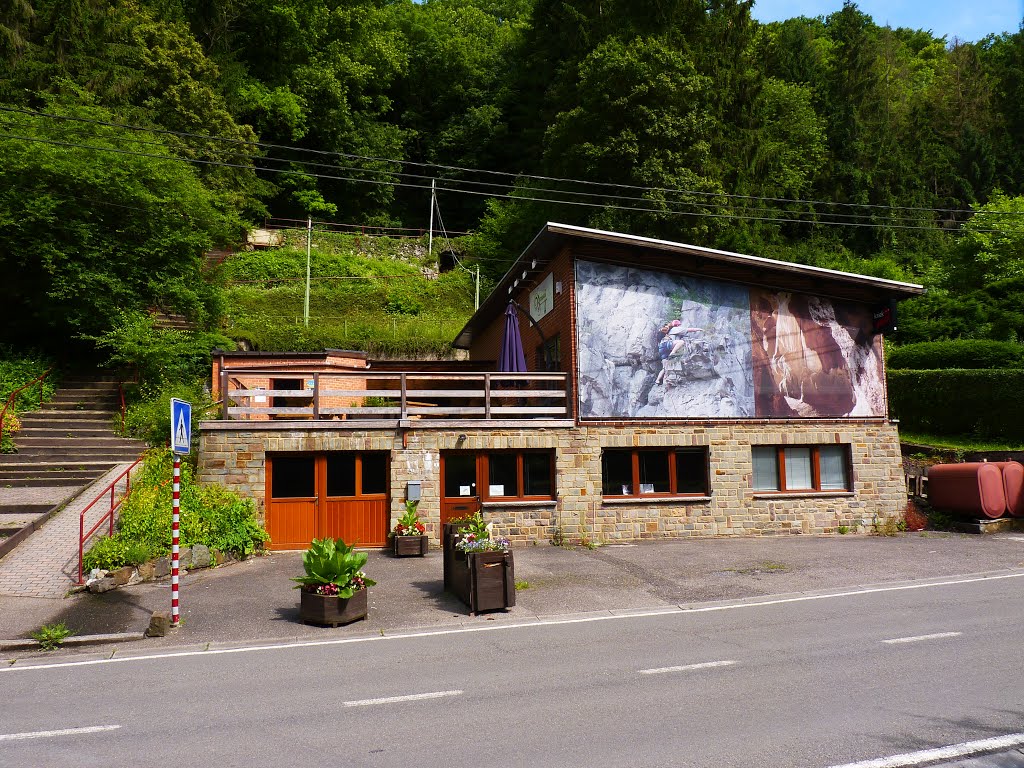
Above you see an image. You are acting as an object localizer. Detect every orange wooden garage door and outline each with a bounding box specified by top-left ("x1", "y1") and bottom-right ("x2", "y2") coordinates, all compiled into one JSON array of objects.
[{"x1": 266, "y1": 452, "x2": 389, "y2": 549}]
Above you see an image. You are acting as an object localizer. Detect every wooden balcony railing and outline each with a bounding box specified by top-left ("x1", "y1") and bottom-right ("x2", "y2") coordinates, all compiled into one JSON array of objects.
[{"x1": 218, "y1": 369, "x2": 573, "y2": 423}]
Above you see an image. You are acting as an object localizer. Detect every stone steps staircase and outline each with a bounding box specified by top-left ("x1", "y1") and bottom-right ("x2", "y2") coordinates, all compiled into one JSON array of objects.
[{"x1": 0, "y1": 376, "x2": 146, "y2": 489}]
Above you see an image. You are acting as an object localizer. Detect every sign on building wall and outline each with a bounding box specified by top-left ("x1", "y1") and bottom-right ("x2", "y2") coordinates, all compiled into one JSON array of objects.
[
  {"x1": 530, "y1": 273, "x2": 554, "y2": 321},
  {"x1": 574, "y1": 260, "x2": 885, "y2": 419}
]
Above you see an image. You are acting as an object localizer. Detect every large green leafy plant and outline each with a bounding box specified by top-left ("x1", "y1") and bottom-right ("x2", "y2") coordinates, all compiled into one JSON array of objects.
[{"x1": 292, "y1": 538, "x2": 377, "y2": 598}]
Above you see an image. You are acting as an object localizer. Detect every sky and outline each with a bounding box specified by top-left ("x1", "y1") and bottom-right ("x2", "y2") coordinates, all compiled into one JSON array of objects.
[{"x1": 750, "y1": 0, "x2": 1023, "y2": 42}]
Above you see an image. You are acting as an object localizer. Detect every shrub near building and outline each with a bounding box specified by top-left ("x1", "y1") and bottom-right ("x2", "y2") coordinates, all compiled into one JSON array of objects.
[{"x1": 84, "y1": 450, "x2": 269, "y2": 571}]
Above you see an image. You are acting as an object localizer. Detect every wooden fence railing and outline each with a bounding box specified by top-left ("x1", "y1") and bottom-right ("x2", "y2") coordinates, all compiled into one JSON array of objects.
[{"x1": 218, "y1": 369, "x2": 572, "y2": 422}]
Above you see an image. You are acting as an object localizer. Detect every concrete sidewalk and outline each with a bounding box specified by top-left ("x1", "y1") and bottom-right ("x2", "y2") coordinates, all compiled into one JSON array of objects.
[
  {"x1": 3, "y1": 531, "x2": 1024, "y2": 656},
  {"x1": 0, "y1": 462, "x2": 136, "y2": 599}
]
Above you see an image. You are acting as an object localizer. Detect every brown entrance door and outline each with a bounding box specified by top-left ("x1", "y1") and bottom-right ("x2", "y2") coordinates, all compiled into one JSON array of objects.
[
  {"x1": 440, "y1": 452, "x2": 481, "y2": 525},
  {"x1": 267, "y1": 452, "x2": 389, "y2": 549},
  {"x1": 265, "y1": 455, "x2": 318, "y2": 549},
  {"x1": 323, "y1": 452, "x2": 389, "y2": 547}
]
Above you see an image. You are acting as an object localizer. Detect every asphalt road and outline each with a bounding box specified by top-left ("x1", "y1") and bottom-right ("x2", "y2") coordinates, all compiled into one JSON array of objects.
[{"x1": 3, "y1": 572, "x2": 1024, "y2": 767}]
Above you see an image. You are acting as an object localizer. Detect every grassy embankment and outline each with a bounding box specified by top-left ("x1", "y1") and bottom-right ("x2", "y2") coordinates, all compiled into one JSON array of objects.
[{"x1": 219, "y1": 230, "x2": 481, "y2": 358}]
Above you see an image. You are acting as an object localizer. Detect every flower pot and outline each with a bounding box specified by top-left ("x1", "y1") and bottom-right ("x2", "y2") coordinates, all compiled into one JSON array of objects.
[
  {"x1": 393, "y1": 534, "x2": 429, "y2": 557},
  {"x1": 299, "y1": 588, "x2": 368, "y2": 627}
]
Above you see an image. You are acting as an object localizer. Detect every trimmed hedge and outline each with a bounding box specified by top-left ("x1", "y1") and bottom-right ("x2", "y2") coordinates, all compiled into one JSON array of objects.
[
  {"x1": 888, "y1": 369, "x2": 1024, "y2": 439},
  {"x1": 887, "y1": 340, "x2": 1024, "y2": 370}
]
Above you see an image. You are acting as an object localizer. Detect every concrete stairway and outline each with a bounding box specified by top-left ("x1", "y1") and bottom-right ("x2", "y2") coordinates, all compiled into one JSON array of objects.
[
  {"x1": 149, "y1": 309, "x2": 194, "y2": 332},
  {"x1": 0, "y1": 376, "x2": 147, "y2": 488}
]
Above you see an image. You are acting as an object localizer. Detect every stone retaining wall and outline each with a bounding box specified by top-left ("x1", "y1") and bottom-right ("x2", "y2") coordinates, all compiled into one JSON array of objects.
[{"x1": 85, "y1": 545, "x2": 243, "y2": 593}]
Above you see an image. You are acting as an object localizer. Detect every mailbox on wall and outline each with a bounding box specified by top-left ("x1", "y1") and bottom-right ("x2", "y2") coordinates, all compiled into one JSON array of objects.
[{"x1": 406, "y1": 481, "x2": 422, "y2": 502}]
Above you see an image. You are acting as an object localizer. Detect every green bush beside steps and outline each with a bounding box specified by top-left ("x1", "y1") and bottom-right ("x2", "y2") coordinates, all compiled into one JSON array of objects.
[{"x1": 83, "y1": 450, "x2": 268, "y2": 572}]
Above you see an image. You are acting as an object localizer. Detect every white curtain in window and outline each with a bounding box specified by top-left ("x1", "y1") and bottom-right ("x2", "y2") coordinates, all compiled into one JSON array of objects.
[
  {"x1": 752, "y1": 447, "x2": 779, "y2": 490},
  {"x1": 819, "y1": 445, "x2": 848, "y2": 490},
  {"x1": 784, "y1": 447, "x2": 813, "y2": 489}
]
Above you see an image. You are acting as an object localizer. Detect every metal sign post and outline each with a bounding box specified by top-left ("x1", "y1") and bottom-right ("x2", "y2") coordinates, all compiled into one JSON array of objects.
[
  {"x1": 171, "y1": 456, "x2": 181, "y2": 627},
  {"x1": 169, "y1": 399, "x2": 192, "y2": 628}
]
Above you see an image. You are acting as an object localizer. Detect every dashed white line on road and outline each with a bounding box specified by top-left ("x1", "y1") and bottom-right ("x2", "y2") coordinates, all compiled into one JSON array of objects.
[
  {"x1": 4, "y1": 571, "x2": 1022, "y2": 674},
  {"x1": 0, "y1": 725, "x2": 120, "y2": 742},
  {"x1": 342, "y1": 690, "x2": 462, "y2": 708},
  {"x1": 882, "y1": 631, "x2": 961, "y2": 645},
  {"x1": 640, "y1": 660, "x2": 738, "y2": 675},
  {"x1": 827, "y1": 732, "x2": 1024, "y2": 767}
]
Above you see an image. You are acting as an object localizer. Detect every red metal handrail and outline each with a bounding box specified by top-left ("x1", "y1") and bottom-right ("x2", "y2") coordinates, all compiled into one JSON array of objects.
[
  {"x1": 0, "y1": 367, "x2": 53, "y2": 447},
  {"x1": 78, "y1": 457, "x2": 144, "y2": 585}
]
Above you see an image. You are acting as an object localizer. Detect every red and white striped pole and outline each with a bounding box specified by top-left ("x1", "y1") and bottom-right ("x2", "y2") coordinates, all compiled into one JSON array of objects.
[{"x1": 171, "y1": 456, "x2": 181, "y2": 627}]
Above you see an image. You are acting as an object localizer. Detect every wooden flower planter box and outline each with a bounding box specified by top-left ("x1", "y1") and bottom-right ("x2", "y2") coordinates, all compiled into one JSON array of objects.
[
  {"x1": 442, "y1": 522, "x2": 462, "y2": 591},
  {"x1": 447, "y1": 550, "x2": 515, "y2": 615},
  {"x1": 393, "y1": 534, "x2": 429, "y2": 557},
  {"x1": 299, "y1": 588, "x2": 368, "y2": 627},
  {"x1": 469, "y1": 550, "x2": 515, "y2": 613}
]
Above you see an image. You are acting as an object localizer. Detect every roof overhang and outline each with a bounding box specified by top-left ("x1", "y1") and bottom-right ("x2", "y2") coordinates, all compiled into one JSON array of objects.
[{"x1": 453, "y1": 223, "x2": 926, "y2": 349}]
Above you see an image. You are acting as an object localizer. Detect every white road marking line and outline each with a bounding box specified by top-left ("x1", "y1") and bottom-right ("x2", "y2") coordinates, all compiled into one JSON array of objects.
[
  {"x1": 4, "y1": 571, "x2": 1023, "y2": 673},
  {"x1": 827, "y1": 732, "x2": 1024, "y2": 768},
  {"x1": 640, "y1": 660, "x2": 737, "y2": 675},
  {"x1": 0, "y1": 725, "x2": 120, "y2": 742},
  {"x1": 882, "y1": 631, "x2": 962, "y2": 645},
  {"x1": 342, "y1": 690, "x2": 462, "y2": 708}
]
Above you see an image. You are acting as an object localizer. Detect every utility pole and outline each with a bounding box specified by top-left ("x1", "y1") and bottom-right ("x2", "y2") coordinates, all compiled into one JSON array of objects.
[
  {"x1": 428, "y1": 178, "x2": 435, "y2": 257},
  {"x1": 304, "y1": 216, "x2": 311, "y2": 327},
  {"x1": 475, "y1": 265, "x2": 480, "y2": 311}
]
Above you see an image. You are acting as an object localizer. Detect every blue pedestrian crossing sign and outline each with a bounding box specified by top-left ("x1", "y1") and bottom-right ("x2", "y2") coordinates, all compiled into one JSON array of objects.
[{"x1": 171, "y1": 398, "x2": 192, "y2": 455}]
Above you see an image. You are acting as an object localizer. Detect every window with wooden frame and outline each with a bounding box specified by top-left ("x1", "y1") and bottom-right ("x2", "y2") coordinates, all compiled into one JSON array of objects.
[
  {"x1": 535, "y1": 334, "x2": 562, "y2": 372},
  {"x1": 325, "y1": 452, "x2": 389, "y2": 498},
  {"x1": 442, "y1": 450, "x2": 556, "y2": 502},
  {"x1": 601, "y1": 448, "x2": 709, "y2": 497},
  {"x1": 485, "y1": 450, "x2": 555, "y2": 500},
  {"x1": 751, "y1": 445, "x2": 851, "y2": 492}
]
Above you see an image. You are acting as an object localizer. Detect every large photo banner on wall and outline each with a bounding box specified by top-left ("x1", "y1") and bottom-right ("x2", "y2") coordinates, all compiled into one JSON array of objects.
[{"x1": 575, "y1": 260, "x2": 885, "y2": 419}]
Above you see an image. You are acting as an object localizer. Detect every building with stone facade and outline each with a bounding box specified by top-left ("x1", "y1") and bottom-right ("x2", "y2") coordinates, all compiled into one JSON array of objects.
[{"x1": 199, "y1": 223, "x2": 925, "y2": 550}]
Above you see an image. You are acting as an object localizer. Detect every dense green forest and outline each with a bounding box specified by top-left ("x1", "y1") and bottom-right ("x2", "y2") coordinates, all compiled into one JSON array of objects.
[{"x1": 1, "y1": 0, "x2": 1023, "y2": 355}]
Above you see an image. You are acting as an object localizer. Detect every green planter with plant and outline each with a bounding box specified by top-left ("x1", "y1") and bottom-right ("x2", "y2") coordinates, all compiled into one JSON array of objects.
[
  {"x1": 293, "y1": 537, "x2": 376, "y2": 627},
  {"x1": 391, "y1": 500, "x2": 428, "y2": 557}
]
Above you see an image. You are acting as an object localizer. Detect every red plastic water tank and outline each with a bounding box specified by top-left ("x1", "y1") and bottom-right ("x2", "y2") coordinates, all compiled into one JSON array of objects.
[
  {"x1": 927, "y1": 462, "x2": 1006, "y2": 519},
  {"x1": 993, "y1": 461, "x2": 1024, "y2": 517}
]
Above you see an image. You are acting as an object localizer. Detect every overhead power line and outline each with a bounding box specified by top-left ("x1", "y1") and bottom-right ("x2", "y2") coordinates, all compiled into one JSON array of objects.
[
  {"x1": 1, "y1": 104, "x2": 1010, "y2": 221},
  {"x1": 0, "y1": 111, "x2": 948, "y2": 227},
  {"x1": 0, "y1": 113, "x2": 1017, "y2": 234},
  {"x1": 1, "y1": 128, "x2": 1008, "y2": 234}
]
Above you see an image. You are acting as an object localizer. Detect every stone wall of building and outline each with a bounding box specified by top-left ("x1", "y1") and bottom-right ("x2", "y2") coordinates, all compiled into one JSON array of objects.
[{"x1": 199, "y1": 419, "x2": 905, "y2": 546}]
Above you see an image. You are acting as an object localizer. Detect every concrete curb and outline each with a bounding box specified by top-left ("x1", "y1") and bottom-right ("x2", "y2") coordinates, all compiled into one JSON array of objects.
[{"x1": 0, "y1": 631, "x2": 145, "y2": 652}]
